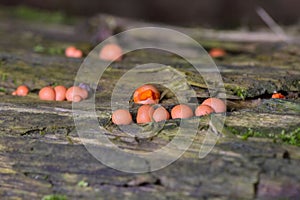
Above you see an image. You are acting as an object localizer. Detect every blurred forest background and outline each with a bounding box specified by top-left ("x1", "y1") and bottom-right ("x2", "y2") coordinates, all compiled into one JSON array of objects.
[{"x1": 0, "y1": 0, "x2": 299, "y2": 29}]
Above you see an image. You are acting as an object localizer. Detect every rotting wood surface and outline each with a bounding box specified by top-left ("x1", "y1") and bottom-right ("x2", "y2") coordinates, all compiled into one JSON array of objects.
[{"x1": 0, "y1": 8, "x2": 300, "y2": 200}]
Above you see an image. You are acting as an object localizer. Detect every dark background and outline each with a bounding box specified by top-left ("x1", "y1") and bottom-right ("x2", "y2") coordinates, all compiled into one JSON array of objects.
[{"x1": 0, "y1": 0, "x2": 299, "y2": 28}]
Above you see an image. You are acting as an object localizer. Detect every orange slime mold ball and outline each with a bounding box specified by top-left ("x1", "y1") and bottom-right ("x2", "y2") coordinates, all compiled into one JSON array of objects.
[
  {"x1": 99, "y1": 44, "x2": 123, "y2": 61},
  {"x1": 39, "y1": 86, "x2": 56, "y2": 101},
  {"x1": 136, "y1": 105, "x2": 155, "y2": 124},
  {"x1": 201, "y1": 98, "x2": 226, "y2": 113},
  {"x1": 65, "y1": 46, "x2": 82, "y2": 58},
  {"x1": 133, "y1": 84, "x2": 160, "y2": 104},
  {"x1": 66, "y1": 86, "x2": 88, "y2": 102},
  {"x1": 209, "y1": 48, "x2": 226, "y2": 58},
  {"x1": 54, "y1": 85, "x2": 67, "y2": 101},
  {"x1": 271, "y1": 93, "x2": 285, "y2": 99},
  {"x1": 12, "y1": 85, "x2": 29, "y2": 96},
  {"x1": 195, "y1": 105, "x2": 214, "y2": 116},
  {"x1": 112, "y1": 109, "x2": 132, "y2": 125},
  {"x1": 171, "y1": 104, "x2": 193, "y2": 119},
  {"x1": 153, "y1": 106, "x2": 170, "y2": 122}
]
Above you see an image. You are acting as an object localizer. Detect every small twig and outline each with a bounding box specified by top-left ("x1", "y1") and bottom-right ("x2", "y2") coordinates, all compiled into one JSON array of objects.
[
  {"x1": 256, "y1": 6, "x2": 290, "y2": 43},
  {"x1": 94, "y1": 13, "x2": 299, "y2": 44}
]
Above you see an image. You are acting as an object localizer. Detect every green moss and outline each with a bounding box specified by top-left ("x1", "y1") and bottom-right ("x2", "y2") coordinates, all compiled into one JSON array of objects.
[
  {"x1": 226, "y1": 126, "x2": 240, "y2": 135},
  {"x1": 235, "y1": 87, "x2": 247, "y2": 100},
  {"x1": 66, "y1": 136, "x2": 74, "y2": 144},
  {"x1": 225, "y1": 84, "x2": 249, "y2": 100},
  {"x1": 33, "y1": 45, "x2": 45, "y2": 53},
  {"x1": 39, "y1": 130, "x2": 46, "y2": 136},
  {"x1": 0, "y1": 87, "x2": 6, "y2": 93},
  {"x1": 279, "y1": 128, "x2": 300, "y2": 146},
  {"x1": 1, "y1": 73, "x2": 7, "y2": 82},
  {"x1": 230, "y1": 127, "x2": 300, "y2": 146},
  {"x1": 12, "y1": 6, "x2": 74, "y2": 24},
  {"x1": 42, "y1": 194, "x2": 67, "y2": 200},
  {"x1": 48, "y1": 47, "x2": 64, "y2": 55},
  {"x1": 240, "y1": 128, "x2": 265, "y2": 140},
  {"x1": 33, "y1": 44, "x2": 64, "y2": 55},
  {"x1": 77, "y1": 180, "x2": 89, "y2": 187}
]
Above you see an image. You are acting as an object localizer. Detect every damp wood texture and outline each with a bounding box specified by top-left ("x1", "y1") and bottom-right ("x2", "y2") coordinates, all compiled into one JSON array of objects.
[{"x1": 0, "y1": 7, "x2": 300, "y2": 200}]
